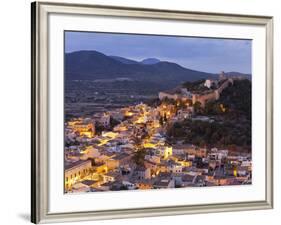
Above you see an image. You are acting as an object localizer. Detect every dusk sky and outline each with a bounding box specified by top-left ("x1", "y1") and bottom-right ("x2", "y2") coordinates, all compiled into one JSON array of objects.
[{"x1": 65, "y1": 31, "x2": 252, "y2": 74}]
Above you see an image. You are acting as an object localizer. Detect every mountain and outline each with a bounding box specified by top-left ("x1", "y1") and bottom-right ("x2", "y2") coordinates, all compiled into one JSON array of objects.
[
  {"x1": 65, "y1": 50, "x2": 250, "y2": 87},
  {"x1": 65, "y1": 50, "x2": 216, "y2": 86},
  {"x1": 109, "y1": 56, "x2": 138, "y2": 64},
  {"x1": 140, "y1": 58, "x2": 161, "y2": 65}
]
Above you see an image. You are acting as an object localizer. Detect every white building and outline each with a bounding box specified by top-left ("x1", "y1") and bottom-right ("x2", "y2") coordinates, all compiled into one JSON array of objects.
[{"x1": 204, "y1": 79, "x2": 215, "y2": 89}]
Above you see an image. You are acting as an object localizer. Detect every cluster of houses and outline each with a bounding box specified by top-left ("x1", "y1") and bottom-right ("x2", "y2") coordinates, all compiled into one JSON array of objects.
[{"x1": 65, "y1": 90, "x2": 252, "y2": 192}]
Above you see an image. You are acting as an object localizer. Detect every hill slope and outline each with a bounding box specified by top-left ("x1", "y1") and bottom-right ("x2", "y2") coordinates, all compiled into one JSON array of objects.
[{"x1": 65, "y1": 50, "x2": 217, "y2": 85}]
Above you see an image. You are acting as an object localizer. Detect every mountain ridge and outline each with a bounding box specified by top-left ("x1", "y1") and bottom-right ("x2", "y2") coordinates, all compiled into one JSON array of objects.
[{"x1": 65, "y1": 50, "x2": 250, "y2": 86}]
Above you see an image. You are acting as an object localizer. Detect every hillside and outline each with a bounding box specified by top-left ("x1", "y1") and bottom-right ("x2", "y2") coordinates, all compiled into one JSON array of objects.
[
  {"x1": 65, "y1": 50, "x2": 218, "y2": 86},
  {"x1": 167, "y1": 79, "x2": 252, "y2": 150}
]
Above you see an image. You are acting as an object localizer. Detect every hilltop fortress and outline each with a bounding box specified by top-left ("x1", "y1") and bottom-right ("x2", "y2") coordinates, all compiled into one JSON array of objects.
[{"x1": 159, "y1": 72, "x2": 235, "y2": 107}]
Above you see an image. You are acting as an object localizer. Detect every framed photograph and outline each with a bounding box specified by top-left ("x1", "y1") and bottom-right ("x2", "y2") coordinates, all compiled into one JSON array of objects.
[{"x1": 31, "y1": 1, "x2": 273, "y2": 224}]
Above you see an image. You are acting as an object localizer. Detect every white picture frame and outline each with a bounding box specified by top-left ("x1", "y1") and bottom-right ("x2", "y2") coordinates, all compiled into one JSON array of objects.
[{"x1": 31, "y1": 1, "x2": 273, "y2": 223}]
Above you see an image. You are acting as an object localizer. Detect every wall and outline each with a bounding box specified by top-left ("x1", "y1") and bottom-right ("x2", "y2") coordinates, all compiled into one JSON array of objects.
[{"x1": 0, "y1": 0, "x2": 280, "y2": 224}]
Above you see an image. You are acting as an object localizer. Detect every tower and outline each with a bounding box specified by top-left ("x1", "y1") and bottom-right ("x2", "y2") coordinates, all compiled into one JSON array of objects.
[{"x1": 219, "y1": 71, "x2": 226, "y2": 81}]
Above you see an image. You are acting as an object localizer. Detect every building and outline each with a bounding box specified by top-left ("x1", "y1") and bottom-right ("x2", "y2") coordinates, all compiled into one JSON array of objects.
[
  {"x1": 172, "y1": 144, "x2": 206, "y2": 158},
  {"x1": 65, "y1": 160, "x2": 92, "y2": 191},
  {"x1": 176, "y1": 108, "x2": 193, "y2": 120},
  {"x1": 174, "y1": 174, "x2": 196, "y2": 187},
  {"x1": 134, "y1": 167, "x2": 151, "y2": 180},
  {"x1": 135, "y1": 180, "x2": 153, "y2": 190},
  {"x1": 209, "y1": 148, "x2": 228, "y2": 161},
  {"x1": 153, "y1": 172, "x2": 175, "y2": 189},
  {"x1": 80, "y1": 146, "x2": 100, "y2": 160},
  {"x1": 182, "y1": 174, "x2": 196, "y2": 186},
  {"x1": 219, "y1": 71, "x2": 226, "y2": 81},
  {"x1": 95, "y1": 113, "x2": 111, "y2": 127},
  {"x1": 167, "y1": 161, "x2": 183, "y2": 173},
  {"x1": 105, "y1": 158, "x2": 119, "y2": 170},
  {"x1": 204, "y1": 79, "x2": 217, "y2": 89},
  {"x1": 68, "y1": 119, "x2": 95, "y2": 138},
  {"x1": 112, "y1": 153, "x2": 132, "y2": 167},
  {"x1": 103, "y1": 171, "x2": 121, "y2": 183},
  {"x1": 71, "y1": 182, "x2": 91, "y2": 193},
  {"x1": 155, "y1": 146, "x2": 173, "y2": 159}
]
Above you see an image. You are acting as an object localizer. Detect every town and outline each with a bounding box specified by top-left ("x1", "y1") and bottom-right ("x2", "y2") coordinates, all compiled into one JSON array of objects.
[{"x1": 64, "y1": 73, "x2": 252, "y2": 193}]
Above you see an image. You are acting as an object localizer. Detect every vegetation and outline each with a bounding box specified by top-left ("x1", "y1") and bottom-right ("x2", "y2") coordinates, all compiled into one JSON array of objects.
[
  {"x1": 182, "y1": 79, "x2": 209, "y2": 92},
  {"x1": 167, "y1": 119, "x2": 251, "y2": 148},
  {"x1": 167, "y1": 79, "x2": 251, "y2": 150},
  {"x1": 146, "y1": 97, "x2": 161, "y2": 107},
  {"x1": 110, "y1": 117, "x2": 120, "y2": 128},
  {"x1": 219, "y1": 79, "x2": 251, "y2": 120},
  {"x1": 132, "y1": 148, "x2": 146, "y2": 166}
]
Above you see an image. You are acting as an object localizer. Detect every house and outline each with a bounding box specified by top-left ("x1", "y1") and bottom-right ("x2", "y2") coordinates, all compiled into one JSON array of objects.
[
  {"x1": 112, "y1": 153, "x2": 132, "y2": 166},
  {"x1": 81, "y1": 180, "x2": 99, "y2": 190},
  {"x1": 204, "y1": 79, "x2": 217, "y2": 89},
  {"x1": 71, "y1": 182, "x2": 91, "y2": 193},
  {"x1": 133, "y1": 166, "x2": 151, "y2": 180},
  {"x1": 144, "y1": 154, "x2": 161, "y2": 164},
  {"x1": 155, "y1": 146, "x2": 173, "y2": 159},
  {"x1": 109, "y1": 110, "x2": 124, "y2": 121},
  {"x1": 80, "y1": 146, "x2": 100, "y2": 160},
  {"x1": 209, "y1": 148, "x2": 228, "y2": 161},
  {"x1": 103, "y1": 171, "x2": 121, "y2": 183},
  {"x1": 135, "y1": 180, "x2": 153, "y2": 190},
  {"x1": 167, "y1": 161, "x2": 183, "y2": 173},
  {"x1": 99, "y1": 113, "x2": 111, "y2": 127},
  {"x1": 208, "y1": 160, "x2": 217, "y2": 170},
  {"x1": 105, "y1": 158, "x2": 119, "y2": 170},
  {"x1": 181, "y1": 174, "x2": 196, "y2": 187},
  {"x1": 65, "y1": 160, "x2": 92, "y2": 191},
  {"x1": 153, "y1": 172, "x2": 175, "y2": 189},
  {"x1": 122, "y1": 181, "x2": 137, "y2": 190},
  {"x1": 237, "y1": 166, "x2": 248, "y2": 176},
  {"x1": 68, "y1": 119, "x2": 95, "y2": 138},
  {"x1": 172, "y1": 144, "x2": 192, "y2": 155},
  {"x1": 204, "y1": 79, "x2": 212, "y2": 89},
  {"x1": 93, "y1": 163, "x2": 108, "y2": 174},
  {"x1": 144, "y1": 160, "x2": 158, "y2": 174},
  {"x1": 153, "y1": 179, "x2": 175, "y2": 189},
  {"x1": 194, "y1": 175, "x2": 206, "y2": 187},
  {"x1": 177, "y1": 108, "x2": 193, "y2": 120}
]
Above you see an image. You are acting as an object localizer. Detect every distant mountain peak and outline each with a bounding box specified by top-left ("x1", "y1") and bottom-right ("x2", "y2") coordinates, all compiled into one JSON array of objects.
[{"x1": 140, "y1": 58, "x2": 161, "y2": 65}]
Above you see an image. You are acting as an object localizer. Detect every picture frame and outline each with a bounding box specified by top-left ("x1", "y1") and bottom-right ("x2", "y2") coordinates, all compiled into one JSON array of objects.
[{"x1": 31, "y1": 1, "x2": 273, "y2": 224}]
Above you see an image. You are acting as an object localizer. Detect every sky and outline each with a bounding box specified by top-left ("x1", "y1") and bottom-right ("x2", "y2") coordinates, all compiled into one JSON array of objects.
[{"x1": 65, "y1": 31, "x2": 252, "y2": 74}]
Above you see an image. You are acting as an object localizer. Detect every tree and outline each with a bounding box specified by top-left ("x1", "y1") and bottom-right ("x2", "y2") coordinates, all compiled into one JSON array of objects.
[
  {"x1": 133, "y1": 148, "x2": 146, "y2": 166},
  {"x1": 159, "y1": 116, "x2": 164, "y2": 126},
  {"x1": 193, "y1": 101, "x2": 202, "y2": 114},
  {"x1": 110, "y1": 116, "x2": 120, "y2": 128}
]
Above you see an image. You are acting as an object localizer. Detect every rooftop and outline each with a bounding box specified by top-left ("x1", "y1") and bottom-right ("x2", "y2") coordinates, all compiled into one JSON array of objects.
[{"x1": 65, "y1": 160, "x2": 91, "y2": 171}]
